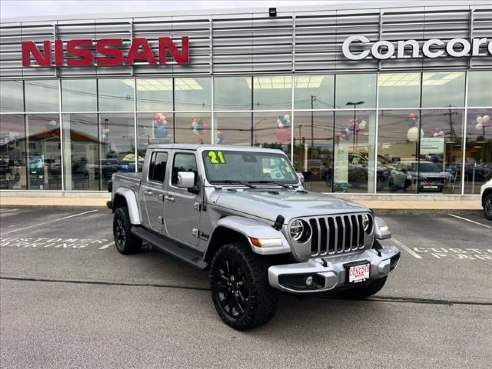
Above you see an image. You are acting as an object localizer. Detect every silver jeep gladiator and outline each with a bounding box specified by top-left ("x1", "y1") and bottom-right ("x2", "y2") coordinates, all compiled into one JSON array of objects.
[{"x1": 108, "y1": 144, "x2": 400, "y2": 330}]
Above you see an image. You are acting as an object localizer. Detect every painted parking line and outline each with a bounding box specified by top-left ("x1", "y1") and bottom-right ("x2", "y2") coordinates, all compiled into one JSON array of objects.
[
  {"x1": 1, "y1": 210, "x2": 99, "y2": 235},
  {"x1": 98, "y1": 242, "x2": 114, "y2": 250},
  {"x1": 0, "y1": 209, "x2": 19, "y2": 213},
  {"x1": 392, "y1": 237, "x2": 422, "y2": 259},
  {"x1": 448, "y1": 214, "x2": 492, "y2": 230}
]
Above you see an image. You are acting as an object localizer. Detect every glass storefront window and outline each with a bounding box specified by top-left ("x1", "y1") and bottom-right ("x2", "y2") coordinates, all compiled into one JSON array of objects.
[
  {"x1": 294, "y1": 75, "x2": 334, "y2": 110},
  {"x1": 253, "y1": 112, "x2": 290, "y2": 154},
  {"x1": 98, "y1": 79, "x2": 135, "y2": 111},
  {"x1": 0, "y1": 81, "x2": 24, "y2": 112},
  {"x1": 136, "y1": 79, "x2": 173, "y2": 112},
  {"x1": 26, "y1": 114, "x2": 61, "y2": 190},
  {"x1": 421, "y1": 72, "x2": 465, "y2": 108},
  {"x1": 334, "y1": 110, "x2": 376, "y2": 193},
  {"x1": 61, "y1": 113, "x2": 99, "y2": 190},
  {"x1": 137, "y1": 112, "x2": 174, "y2": 167},
  {"x1": 464, "y1": 109, "x2": 492, "y2": 194},
  {"x1": 253, "y1": 76, "x2": 292, "y2": 110},
  {"x1": 25, "y1": 80, "x2": 59, "y2": 112},
  {"x1": 292, "y1": 111, "x2": 334, "y2": 192},
  {"x1": 214, "y1": 77, "x2": 252, "y2": 110},
  {"x1": 99, "y1": 113, "x2": 136, "y2": 188},
  {"x1": 214, "y1": 112, "x2": 252, "y2": 146},
  {"x1": 62, "y1": 80, "x2": 97, "y2": 112},
  {"x1": 0, "y1": 114, "x2": 26, "y2": 189},
  {"x1": 335, "y1": 74, "x2": 376, "y2": 109},
  {"x1": 468, "y1": 71, "x2": 492, "y2": 107},
  {"x1": 378, "y1": 73, "x2": 421, "y2": 109},
  {"x1": 175, "y1": 113, "x2": 211, "y2": 144},
  {"x1": 174, "y1": 78, "x2": 211, "y2": 112}
]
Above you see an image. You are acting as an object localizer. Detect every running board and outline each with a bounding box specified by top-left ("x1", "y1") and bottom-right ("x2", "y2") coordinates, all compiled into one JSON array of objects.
[{"x1": 131, "y1": 226, "x2": 208, "y2": 271}]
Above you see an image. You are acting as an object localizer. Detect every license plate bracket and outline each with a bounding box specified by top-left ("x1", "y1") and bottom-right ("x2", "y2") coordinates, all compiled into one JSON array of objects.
[{"x1": 344, "y1": 261, "x2": 370, "y2": 284}]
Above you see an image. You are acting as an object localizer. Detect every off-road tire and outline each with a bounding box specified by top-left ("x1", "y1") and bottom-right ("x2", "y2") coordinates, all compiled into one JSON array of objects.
[
  {"x1": 210, "y1": 243, "x2": 278, "y2": 330},
  {"x1": 336, "y1": 276, "x2": 388, "y2": 299},
  {"x1": 483, "y1": 193, "x2": 492, "y2": 220},
  {"x1": 113, "y1": 206, "x2": 142, "y2": 254}
]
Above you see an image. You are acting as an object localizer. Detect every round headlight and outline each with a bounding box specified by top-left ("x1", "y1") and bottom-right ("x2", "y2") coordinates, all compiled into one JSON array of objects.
[{"x1": 290, "y1": 219, "x2": 310, "y2": 242}]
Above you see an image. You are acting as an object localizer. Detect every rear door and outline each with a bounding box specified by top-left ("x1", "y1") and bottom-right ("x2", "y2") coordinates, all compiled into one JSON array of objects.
[{"x1": 140, "y1": 151, "x2": 168, "y2": 233}]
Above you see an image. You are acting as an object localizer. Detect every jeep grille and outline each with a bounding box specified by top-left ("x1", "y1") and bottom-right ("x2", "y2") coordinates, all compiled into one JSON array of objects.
[{"x1": 307, "y1": 214, "x2": 370, "y2": 256}]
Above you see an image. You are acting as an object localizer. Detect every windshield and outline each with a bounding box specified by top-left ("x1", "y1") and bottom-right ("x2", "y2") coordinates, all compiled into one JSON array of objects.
[{"x1": 202, "y1": 150, "x2": 298, "y2": 185}]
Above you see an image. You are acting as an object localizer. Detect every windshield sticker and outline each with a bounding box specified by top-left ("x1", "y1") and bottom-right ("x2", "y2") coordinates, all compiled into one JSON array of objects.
[{"x1": 208, "y1": 151, "x2": 226, "y2": 164}]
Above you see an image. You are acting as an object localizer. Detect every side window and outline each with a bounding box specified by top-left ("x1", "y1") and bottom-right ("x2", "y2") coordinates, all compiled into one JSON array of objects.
[
  {"x1": 172, "y1": 153, "x2": 198, "y2": 186},
  {"x1": 148, "y1": 152, "x2": 168, "y2": 183}
]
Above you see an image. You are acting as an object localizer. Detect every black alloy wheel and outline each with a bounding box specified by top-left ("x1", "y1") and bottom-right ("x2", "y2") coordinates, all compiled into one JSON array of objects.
[
  {"x1": 210, "y1": 243, "x2": 278, "y2": 330},
  {"x1": 484, "y1": 193, "x2": 492, "y2": 220},
  {"x1": 113, "y1": 207, "x2": 142, "y2": 254}
]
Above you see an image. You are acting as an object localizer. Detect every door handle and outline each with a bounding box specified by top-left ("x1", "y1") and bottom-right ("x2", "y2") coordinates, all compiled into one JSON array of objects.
[
  {"x1": 144, "y1": 190, "x2": 153, "y2": 196},
  {"x1": 165, "y1": 195, "x2": 175, "y2": 202}
]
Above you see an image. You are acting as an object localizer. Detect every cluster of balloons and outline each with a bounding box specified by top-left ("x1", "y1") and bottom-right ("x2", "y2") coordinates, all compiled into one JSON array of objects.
[
  {"x1": 336, "y1": 117, "x2": 367, "y2": 142},
  {"x1": 191, "y1": 118, "x2": 208, "y2": 136},
  {"x1": 406, "y1": 112, "x2": 424, "y2": 142},
  {"x1": 154, "y1": 112, "x2": 168, "y2": 138},
  {"x1": 276, "y1": 114, "x2": 291, "y2": 143},
  {"x1": 277, "y1": 114, "x2": 290, "y2": 128},
  {"x1": 431, "y1": 127, "x2": 444, "y2": 137},
  {"x1": 475, "y1": 115, "x2": 491, "y2": 130}
]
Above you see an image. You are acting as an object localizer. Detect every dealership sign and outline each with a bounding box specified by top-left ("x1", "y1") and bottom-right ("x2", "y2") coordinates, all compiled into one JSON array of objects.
[
  {"x1": 343, "y1": 35, "x2": 492, "y2": 60},
  {"x1": 21, "y1": 37, "x2": 189, "y2": 67}
]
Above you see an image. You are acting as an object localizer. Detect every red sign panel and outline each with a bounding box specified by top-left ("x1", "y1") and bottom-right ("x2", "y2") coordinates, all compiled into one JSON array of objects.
[{"x1": 22, "y1": 37, "x2": 189, "y2": 67}]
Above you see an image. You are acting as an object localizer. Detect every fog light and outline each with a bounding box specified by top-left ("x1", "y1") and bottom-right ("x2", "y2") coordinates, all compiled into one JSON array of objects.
[{"x1": 305, "y1": 276, "x2": 314, "y2": 286}]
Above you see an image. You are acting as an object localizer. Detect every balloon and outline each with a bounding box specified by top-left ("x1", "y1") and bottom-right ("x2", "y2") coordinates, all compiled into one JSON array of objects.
[
  {"x1": 217, "y1": 131, "x2": 225, "y2": 144},
  {"x1": 476, "y1": 123, "x2": 483, "y2": 130},
  {"x1": 359, "y1": 120, "x2": 367, "y2": 130},
  {"x1": 476, "y1": 116, "x2": 483, "y2": 124},
  {"x1": 407, "y1": 113, "x2": 418, "y2": 128},
  {"x1": 407, "y1": 126, "x2": 424, "y2": 142},
  {"x1": 483, "y1": 115, "x2": 490, "y2": 127},
  {"x1": 155, "y1": 125, "x2": 168, "y2": 138}
]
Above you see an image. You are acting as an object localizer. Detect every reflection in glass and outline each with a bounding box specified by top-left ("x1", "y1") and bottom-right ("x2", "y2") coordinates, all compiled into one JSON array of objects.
[
  {"x1": 468, "y1": 71, "x2": 492, "y2": 107},
  {"x1": 464, "y1": 109, "x2": 492, "y2": 194},
  {"x1": 99, "y1": 113, "x2": 135, "y2": 188},
  {"x1": 253, "y1": 112, "x2": 290, "y2": 156},
  {"x1": 137, "y1": 113, "x2": 174, "y2": 168},
  {"x1": 214, "y1": 112, "x2": 252, "y2": 146},
  {"x1": 292, "y1": 111, "x2": 334, "y2": 192},
  {"x1": 98, "y1": 79, "x2": 135, "y2": 111},
  {"x1": 175, "y1": 113, "x2": 211, "y2": 144},
  {"x1": 0, "y1": 114, "x2": 26, "y2": 189},
  {"x1": 421, "y1": 72, "x2": 465, "y2": 108},
  {"x1": 174, "y1": 78, "x2": 211, "y2": 111},
  {"x1": 378, "y1": 73, "x2": 420, "y2": 109},
  {"x1": 25, "y1": 80, "x2": 59, "y2": 112},
  {"x1": 335, "y1": 74, "x2": 376, "y2": 109},
  {"x1": 294, "y1": 75, "x2": 334, "y2": 109},
  {"x1": 0, "y1": 81, "x2": 24, "y2": 112},
  {"x1": 136, "y1": 79, "x2": 173, "y2": 112},
  {"x1": 62, "y1": 80, "x2": 97, "y2": 112},
  {"x1": 334, "y1": 110, "x2": 375, "y2": 193},
  {"x1": 62, "y1": 113, "x2": 99, "y2": 190},
  {"x1": 26, "y1": 114, "x2": 61, "y2": 189},
  {"x1": 253, "y1": 76, "x2": 292, "y2": 110},
  {"x1": 214, "y1": 77, "x2": 252, "y2": 110}
]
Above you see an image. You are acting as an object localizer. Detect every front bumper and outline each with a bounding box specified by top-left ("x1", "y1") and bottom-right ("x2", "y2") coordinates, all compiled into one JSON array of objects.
[{"x1": 268, "y1": 246, "x2": 400, "y2": 293}]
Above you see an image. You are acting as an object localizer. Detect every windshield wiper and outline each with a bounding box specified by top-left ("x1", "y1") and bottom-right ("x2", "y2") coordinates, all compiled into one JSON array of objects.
[
  {"x1": 248, "y1": 180, "x2": 295, "y2": 188},
  {"x1": 210, "y1": 180, "x2": 256, "y2": 188}
]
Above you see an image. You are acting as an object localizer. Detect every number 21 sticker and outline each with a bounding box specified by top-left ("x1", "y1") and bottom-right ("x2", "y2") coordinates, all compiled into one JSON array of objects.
[{"x1": 208, "y1": 151, "x2": 226, "y2": 164}]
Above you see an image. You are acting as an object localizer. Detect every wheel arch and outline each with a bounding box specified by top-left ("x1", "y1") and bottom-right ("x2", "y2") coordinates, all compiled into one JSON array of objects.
[
  {"x1": 482, "y1": 188, "x2": 492, "y2": 206},
  {"x1": 112, "y1": 188, "x2": 141, "y2": 225}
]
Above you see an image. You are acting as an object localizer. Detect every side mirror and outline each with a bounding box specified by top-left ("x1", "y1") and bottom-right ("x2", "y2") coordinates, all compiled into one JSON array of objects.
[{"x1": 177, "y1": 171, "x2": 195, "y2": 189}]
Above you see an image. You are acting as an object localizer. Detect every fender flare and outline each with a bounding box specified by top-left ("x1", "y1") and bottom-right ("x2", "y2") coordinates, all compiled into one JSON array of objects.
[
  {"x1": 114, "y1": 188, "x2": 141, "y2": 225},
  {"x1": 213, "y1": 216, "x2": 291, "y2": 256}
]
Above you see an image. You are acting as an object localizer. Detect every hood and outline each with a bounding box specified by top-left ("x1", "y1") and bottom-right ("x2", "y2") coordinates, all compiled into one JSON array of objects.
[{"x1": 212, "y1": 189, "x2": 368, "y2": 222}]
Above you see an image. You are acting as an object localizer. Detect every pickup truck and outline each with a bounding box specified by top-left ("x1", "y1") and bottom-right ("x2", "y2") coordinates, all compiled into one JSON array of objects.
[{"x1": 107, "y1": 144, "x2": 400, "y2": 330}]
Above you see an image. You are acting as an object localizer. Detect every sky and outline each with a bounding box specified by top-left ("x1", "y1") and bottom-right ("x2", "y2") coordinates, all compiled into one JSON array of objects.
[{"x1": 0, "y1": 0, "x2": 469, "y2": 20}]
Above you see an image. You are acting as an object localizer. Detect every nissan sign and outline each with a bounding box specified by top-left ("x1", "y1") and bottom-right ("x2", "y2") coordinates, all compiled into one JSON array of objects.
[
  {"x1": 22, "y1": 37, "x2": 189, "y2": 67},
  {"x1": 342, "y1": 35, "x2": 492, "y2": 60}
]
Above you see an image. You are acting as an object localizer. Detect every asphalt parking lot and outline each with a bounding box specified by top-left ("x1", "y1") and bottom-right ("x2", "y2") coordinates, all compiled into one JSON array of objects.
[{"x1": 1, "y1": 207, "x2": 491, "y2": 369}]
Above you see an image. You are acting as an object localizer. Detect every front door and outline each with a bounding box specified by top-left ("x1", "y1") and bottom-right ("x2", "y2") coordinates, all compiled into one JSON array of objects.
[{"x1": 164, "y1": 152, "x2": 200, "y2": 247}]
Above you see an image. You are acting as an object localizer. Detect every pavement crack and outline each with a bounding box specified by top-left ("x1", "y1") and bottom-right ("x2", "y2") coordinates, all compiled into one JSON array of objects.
[{"x1": 0, "y1": 276, "x2": 209, "y2": 292}]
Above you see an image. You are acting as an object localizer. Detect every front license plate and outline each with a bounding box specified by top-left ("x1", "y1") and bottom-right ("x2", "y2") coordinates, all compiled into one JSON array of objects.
[{"x1": 347, "y1": 263, "x2": 370, "y2": 283}]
